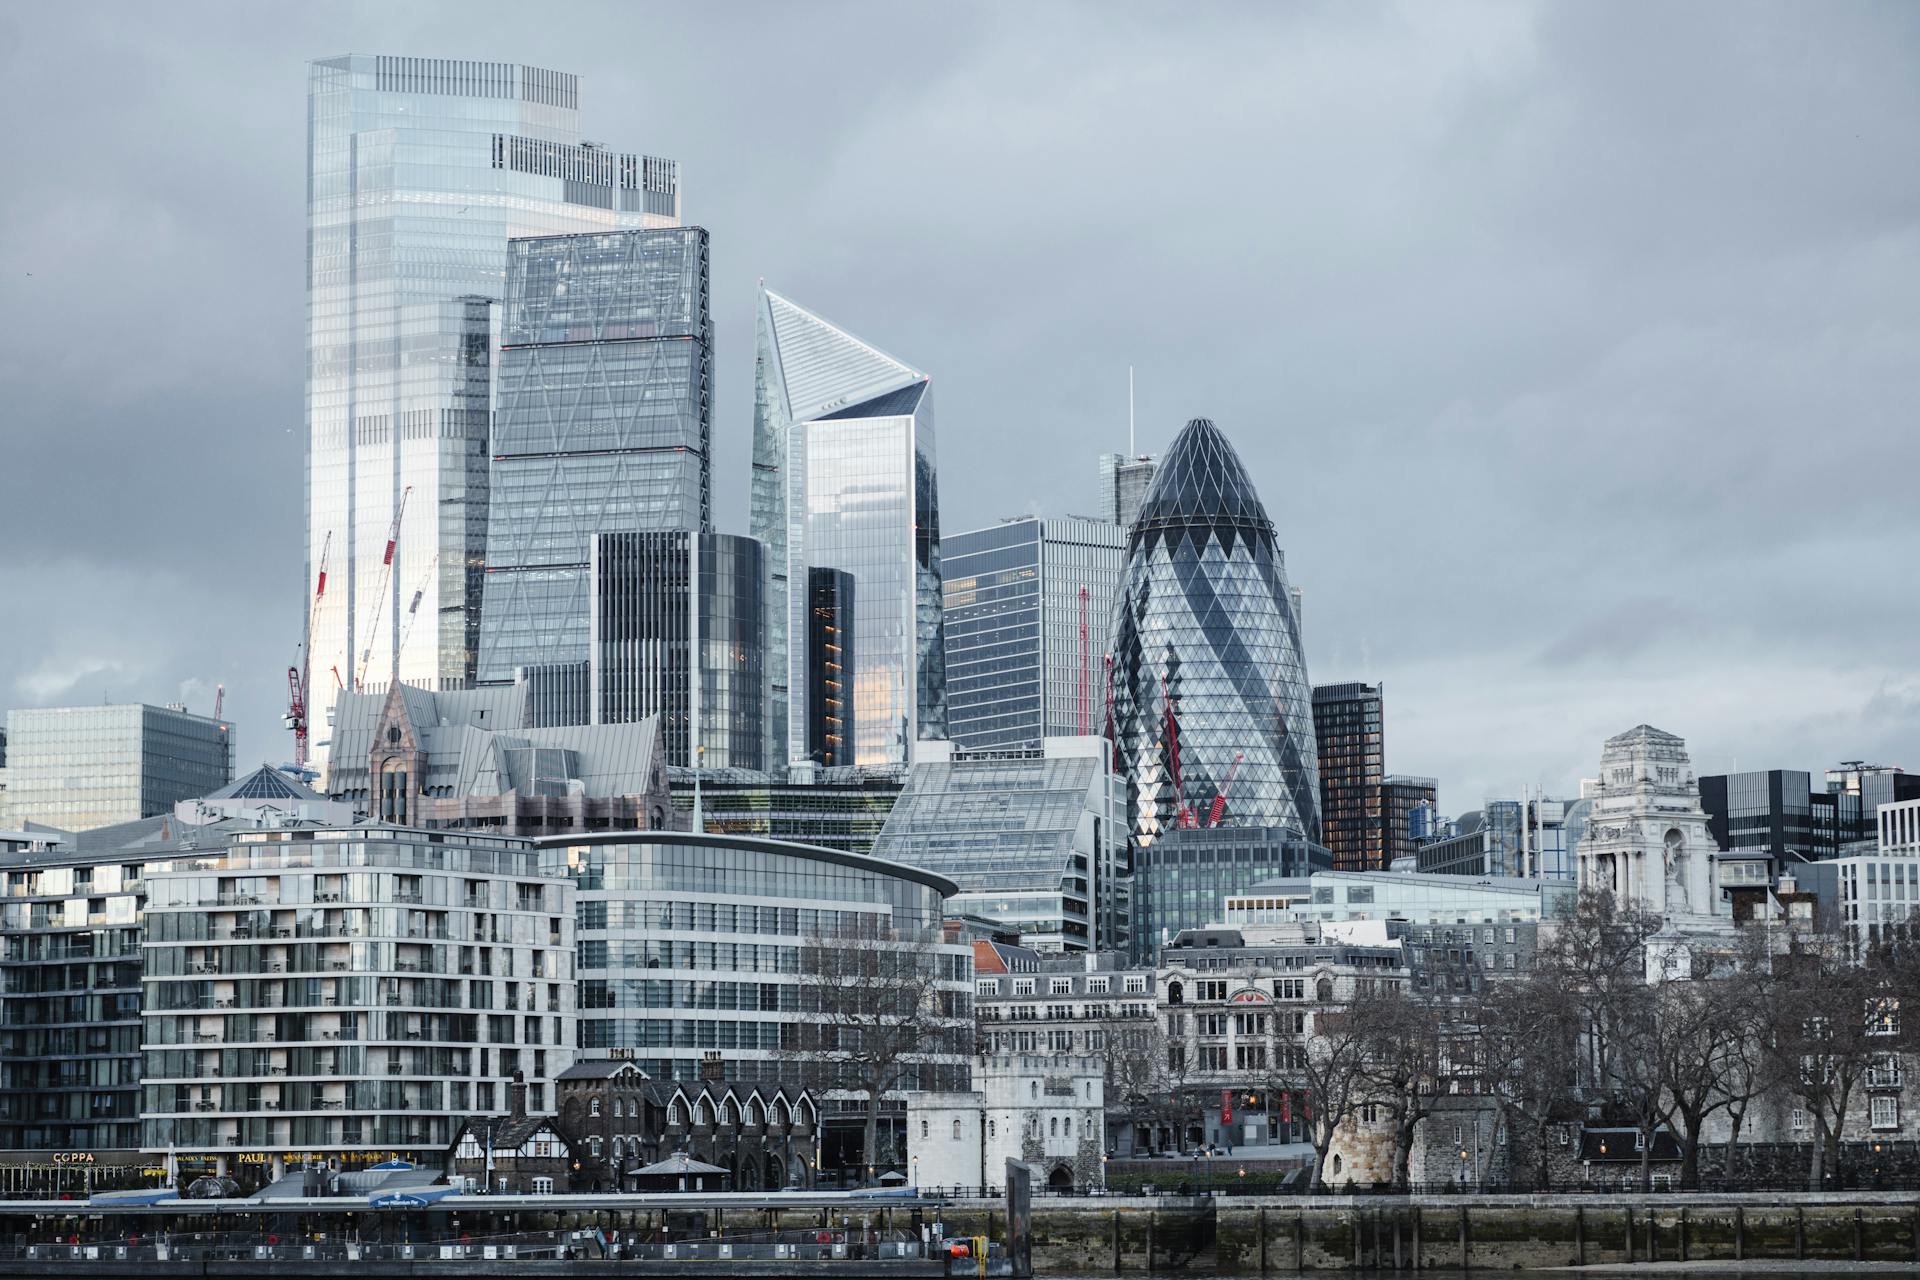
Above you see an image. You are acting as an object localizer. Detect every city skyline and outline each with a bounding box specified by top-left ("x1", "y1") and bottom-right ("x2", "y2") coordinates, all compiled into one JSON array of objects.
[{"x1": 2, "y1": 4, "x2": 1917, "y2": 807}]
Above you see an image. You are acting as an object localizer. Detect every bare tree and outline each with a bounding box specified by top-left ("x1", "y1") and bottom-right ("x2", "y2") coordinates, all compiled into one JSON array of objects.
[
  {"x1": 1533, "y1": 889, "x2": 1663, "y2": 1093},
  {"x1": 1354, "y1": 987, "x2": 1452, "y2": 1189},
  {"x1": 1647, "y1": 976, "x2": 1729, "y2": 1188},
  {"x1": 794, "y1": 919, "x2": 963, "y2": 1174},
  {"x1": 1473, "y1": 972, "x2": 1581, "y2": 1189},
  {"x1": 1295, "y1": 1002, "x2": 1370, "y2": 1191},
  {"x1": 1761, "y1": 929, "x2": 1884, "y2": 1189}
]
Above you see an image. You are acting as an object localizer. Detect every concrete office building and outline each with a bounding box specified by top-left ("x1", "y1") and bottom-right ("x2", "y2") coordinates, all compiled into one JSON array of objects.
[{"x1": 1096, "y1": 453, "x2": 1158, "y2": 530}]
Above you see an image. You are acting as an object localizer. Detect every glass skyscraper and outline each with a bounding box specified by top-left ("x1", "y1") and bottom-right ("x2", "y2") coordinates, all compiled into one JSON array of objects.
[
  {"x1": 1097, "y1": 453, "x2": 1158, "y2": 529},
  {"x1": 1312, "y1": 681, "x2": 1386, "y2": 871},
  {"x1": 749, "y1": 289, "x2": 945, "y2": 771},
  {"x1": 1110, "y1": 418, "x2": 1320, "y2": 848},
  {"x1": 476, "y1": 228, "x2": 712, "y2": 685},
  {"x1": 3, "y1": 704, "x2": 233, "y2": 832},
  {"x1": 942, "y1": 518, "x2": 1126, "y2": 752},
  {"x1": 588, "y1": 530, "x2": 766, "y2": 771},
  {"x1": 306, "y1": 56, "x2": 679, "y2": 757},
  {"x1": 872, "y1": 738, "x2": 1126, "y2": 952}
]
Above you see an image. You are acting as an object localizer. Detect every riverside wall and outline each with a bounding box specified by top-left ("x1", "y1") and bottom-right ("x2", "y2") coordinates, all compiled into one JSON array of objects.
[{"x1": 938, "y1": 1191, "x2": 1920, "y2": 1272}]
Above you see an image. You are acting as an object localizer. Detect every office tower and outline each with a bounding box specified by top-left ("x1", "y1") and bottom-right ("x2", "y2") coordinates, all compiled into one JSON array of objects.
[
  {"x1": 1130, "y1": 827, "x2": 1330, "y2": 961},
  {"x1": 942, "y1": 517, "x2": 1127, "y2": 751},
  {"x1": 552, "y1": 830, "x2": 970, "y2": 1088},
  {"x1": 3, "y1": 704, "x2": 233, "y2": 832},
  {"x1": 873, "y1": 738, "x2": 1126, "y2": 952},
  {"x1": 804, "y1": 568, "x2": 855, "y2": 767},
  {"x1": 1312, "y1": 682, "x2": 1386, "y2": 870},
  {"x1": 588, "y1": 530, "x2": 765, "y2": 771},
  {"x1": 306, "y1": 56, "x2": 680, "y2": 746},
  {"x1": 669, "y1": 772, "x2": 904, "y2": 856},
  {"x1": 476, "y1": 228, "x2": 713, "y2": 687},
  {"x1": 750, "y1": 289, "x2": 944, "y2": 771},
  {"x1": 140, "y1": 824, "x2": 574, "y2": 1170},
  {"x1": 1097, "y1": 453, "x2": 1158, "y2": 529},
  {"x1": 1110, "y1": 418, "x2": 1320, "y2": 848},
  {"x1": 1695, "y1": 767, "x2": 1918, "y2": 862},
  {"x1": 1576, "y1": 724, "x2": 1717, "y2": 916},
  {"x1": 1382, "y1": 774, "x2": 1439, "y2": 866}
]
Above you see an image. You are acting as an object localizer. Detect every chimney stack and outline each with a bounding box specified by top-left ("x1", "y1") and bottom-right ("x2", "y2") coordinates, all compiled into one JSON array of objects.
[{"x1": 509, "y1": 1069, "x2": 527, "y2": 1121}]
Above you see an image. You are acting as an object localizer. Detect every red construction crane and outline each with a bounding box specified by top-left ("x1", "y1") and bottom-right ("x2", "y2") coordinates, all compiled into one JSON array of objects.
[
  {"x1": 285, "y1": 531, "x2": 331, "y2": 768},
  {"x1": 1207, "y1": 752, "x2": 1245, "y2": 828},
  {"x1": 1163, "y1": 677, "x2": 1197, "y2": 830},
  {"x1": 355, "y1": 486, "x2": 413, "y2": 691}
]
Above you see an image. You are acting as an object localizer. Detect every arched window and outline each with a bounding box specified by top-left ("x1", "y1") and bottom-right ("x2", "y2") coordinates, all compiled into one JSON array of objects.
[
  {"x1": 920, "y1": 1119, "x2": 929, "y2": 1140},
  {"x1": 590, "y1": 1098, "x2": 601, "y2": 1118},
  {"x1": 1167, "y1": 981, "x2": 1184, "y2": 1005},
  {"x1": 1049, "y1": 1117, "x2": 1058, "y2": 1136},
  {"x1": 952, "y1": 1119, "x2": 961, "y2": 1140},
  {"x1": 988, "y1": 1119, "x2": 997, "y2": 1140},
  {"x1": 1030, "y1": 1081, "x2": 1039, "y2": 1100},
  {"x1": 1316, "y1": 977, "x2": 1334, "y2": 1003},
  {"x1": 613, "y1": 1098, "x2": 624, "y2": 1119},
  {"x1": 694, "y1": 1098, "x2": 710, "y2": 1126},
  {"x1": 588, "y1": 1136, "x2": 602, "y2": 1158},
  {"x1": 668, "y1": 1097, "x2": 687, "y2": 1126},
  {"x1": 1065, "y1": 1117, "x2": 1072, "y2": 1137}
]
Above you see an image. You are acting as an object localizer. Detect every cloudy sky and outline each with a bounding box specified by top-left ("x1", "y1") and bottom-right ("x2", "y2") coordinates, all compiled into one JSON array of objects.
[{"x1": 1, "y1": 2, "x2": 1915, "y2": 808}]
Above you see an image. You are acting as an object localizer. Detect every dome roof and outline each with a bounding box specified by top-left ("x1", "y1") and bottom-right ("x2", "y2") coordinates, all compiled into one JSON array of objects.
[{"x1": 1130, "y1": 417, "x2": 1274, "y2": 540}]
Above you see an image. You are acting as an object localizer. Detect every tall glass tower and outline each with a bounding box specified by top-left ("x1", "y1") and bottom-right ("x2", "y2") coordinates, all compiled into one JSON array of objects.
[
  {"x1": 942, "y1": 517, "x2": 1126, "y2": 751},
  {"x1": 475, "y1": 227, "x2": 711, "y2": 685},
  {"x1": 1110, "y1": 418, "x2": 1320, "y2": 848},
  {"x1": 305, "y1": 55, "x2": 679, "y2": 764},
  {"x1": 750, "y1": 289, "x2": 945, "y2": 771}
]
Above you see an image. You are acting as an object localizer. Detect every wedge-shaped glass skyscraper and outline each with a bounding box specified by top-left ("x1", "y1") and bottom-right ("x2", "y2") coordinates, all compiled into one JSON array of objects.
[
  {"x1": 750, "y1": 289, "x2": 945, "y2": 770},
  {"x1": 477, "y1": 228, "x2": 712, "y2": 685},
  {"x1": 306, "y1": 56, "x2": 679, "y2": 758},
  {"x1": 1110, "y1": 418, "x2": 1320, "y2": 847}
]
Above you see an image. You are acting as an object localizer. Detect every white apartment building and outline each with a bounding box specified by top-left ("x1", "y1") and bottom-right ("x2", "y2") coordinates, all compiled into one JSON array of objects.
[{"x1": 139, "y1": 824, "x2": 574, "y2": 1179}]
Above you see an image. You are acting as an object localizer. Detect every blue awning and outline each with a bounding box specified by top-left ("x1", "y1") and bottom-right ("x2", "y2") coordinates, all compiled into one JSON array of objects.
[
  {"x1": 89, "y1": 1190, "x2": 179, "y2": 1207},
  {"x1": 365, "y1": 1159, "x2": 416, "y2": 1172},
  {"x1": 369, "y1": 1186, "x2": 456, "y2": 1208}
]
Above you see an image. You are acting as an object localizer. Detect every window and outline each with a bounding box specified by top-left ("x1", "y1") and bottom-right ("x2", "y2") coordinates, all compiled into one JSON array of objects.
[
  {"x1": 976, "y1": 979, "x2": 1000, "y2": 997},
  {"x1": 1868, "y1": 998, "x2": 1901, "y2": 1036},
  {"x1": 921, "y1": 1119, "x2": 929, "y2": 1140},
  {"x1": 532, "y1": 1176, "x2": 554, "y2": 1194},
  {"x1": 588, "y1": 1136, "x2": 602, "y2": 1157},
  {"x1": 1124, "y1": 975, "x2": 1148, "y2": 994},
  {"x1": 1050, "y1": 1117, "x2": 1058, "y2": 1136},
  {"x1": 1791, "y1": 1108, "x2": 1811, "y2": 1135},
  {"x1": 988, "y1": 1119, "x2": 996, "y2": 1140},
  {"x1": 1503, "y1": 928, "x2": 1516, "y2": 944},
  {"x1": 1050, "y1": 978, "x2": 1073, "y2": 995},
  {"x1": 1013, "y1": 978, "x2": 1035, "y2": 996},
  {"x1": 590, "y1": 1098, "x2": 601, "y2": 1117},
  {"x1": 1199, "y1": 1045, "x2": 1228, "y2": 1070},
  {"x1": 1087, "y1": 977, "x2": 1110, "y2": 995},
  {"x1": 1872, "y1": 1096, "x2": 1900, "y2": 1130},
  {"x1": 1198, "y1": 980, "x2": 1229, "y2": 1002},
  {"x1": 952, "y1": 1119, "x2": 962, "y2": 1140},
  {"x1": 1049, "y1": 1029, "x2": 1073, "y2": 1052}
]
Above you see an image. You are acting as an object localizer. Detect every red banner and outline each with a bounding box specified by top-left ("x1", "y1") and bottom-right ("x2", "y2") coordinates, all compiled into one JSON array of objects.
[
  {"x1": 1280, "y1": 1091, "x2": 1291, "y2": 1122},
  {"x1": 1221, "y1": 1089, "x2": 1232, "y2": 1124}
]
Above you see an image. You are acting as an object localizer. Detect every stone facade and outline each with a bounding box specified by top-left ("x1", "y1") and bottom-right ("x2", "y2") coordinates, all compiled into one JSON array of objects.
[
  {"x1": 907, "y1": 1053, "x2": 1105, "y2": 1192},
  {"x1": 1576, "y1": 725, "x2": 1719, "y2": 919}
]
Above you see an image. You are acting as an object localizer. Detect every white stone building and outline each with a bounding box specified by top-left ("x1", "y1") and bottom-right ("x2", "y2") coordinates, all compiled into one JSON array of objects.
[
  {"x1": 1575, "y1": 725, "x2": 1720, "y2": 918},
  {"x1": 907, "y1": 1053, "x2": 1105, "y2": 1192}
]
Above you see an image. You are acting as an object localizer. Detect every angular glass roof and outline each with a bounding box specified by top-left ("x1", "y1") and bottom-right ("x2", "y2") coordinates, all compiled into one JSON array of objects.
[{"x1": 761, "y1": 289, "x2": 925, "y2": 423}]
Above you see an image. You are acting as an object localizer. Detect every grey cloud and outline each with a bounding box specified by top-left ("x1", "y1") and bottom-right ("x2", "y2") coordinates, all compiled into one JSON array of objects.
[{"x1": 0, "y1": 1, "x2": 1914, "y2": 802}]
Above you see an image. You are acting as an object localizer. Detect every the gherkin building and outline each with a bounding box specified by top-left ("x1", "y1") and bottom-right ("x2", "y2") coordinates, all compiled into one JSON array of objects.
[{"x1": 1110, "y1": 417, "x2": 1320, "y2": 848}]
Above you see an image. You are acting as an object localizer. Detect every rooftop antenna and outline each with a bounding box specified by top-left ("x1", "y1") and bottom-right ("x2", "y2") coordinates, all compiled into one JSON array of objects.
[{"x1": 1128, "y1": 366, "x2": 1136, "y2": 456}]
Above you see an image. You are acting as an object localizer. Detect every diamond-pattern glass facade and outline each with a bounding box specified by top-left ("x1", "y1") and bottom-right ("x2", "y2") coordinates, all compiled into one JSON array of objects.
[
  {"x1": 476, "y1": 228, "x2": 711, "y2": 685},
  {"x1": 1110, "y1": 418, "x2": 1320, "y2": 849}
]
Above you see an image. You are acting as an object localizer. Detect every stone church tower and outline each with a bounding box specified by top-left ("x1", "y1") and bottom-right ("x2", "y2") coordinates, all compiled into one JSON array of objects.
[{"x1": 1575, "y1": 724, "x2": 1719, "y2": 918}]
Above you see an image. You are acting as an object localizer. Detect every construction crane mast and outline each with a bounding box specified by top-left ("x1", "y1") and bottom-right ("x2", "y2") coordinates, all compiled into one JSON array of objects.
[
  {"x1": 284, "y1": 531, "x2": 331, "y2": 768},
  {"x1": 1206, "y1": 751, "x2": 1245, "y2": 828},
  {"x1": 355, "y1": 486, "x2": 413, "y2": 691}
]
